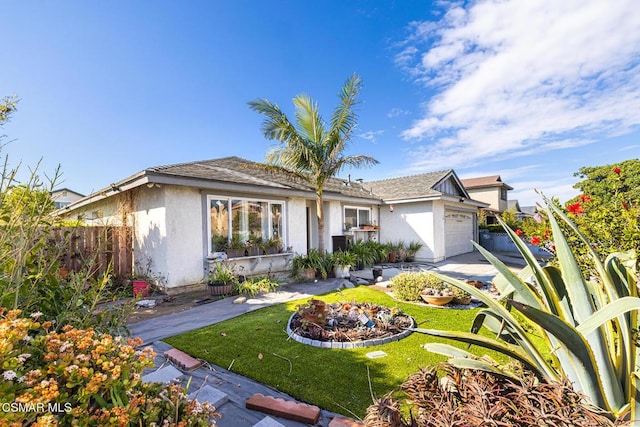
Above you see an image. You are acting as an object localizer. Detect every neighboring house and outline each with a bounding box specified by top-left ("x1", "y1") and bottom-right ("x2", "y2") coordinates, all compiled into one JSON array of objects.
[
  {"x1": 520, "y1": 205, "x2": 539, "y2": 220},
  {"x1": 367, "y1": 170, "x2": 488, "y2": 262},
  {"x1": 58, "y1": 157, "x2": 381, "y2": 289},
  {"x1": 461, "y1": 175, "x2": 513, "y2": 224},
  {"x1": 51, "y1": 188, "x2": 85, "y2": 209}
]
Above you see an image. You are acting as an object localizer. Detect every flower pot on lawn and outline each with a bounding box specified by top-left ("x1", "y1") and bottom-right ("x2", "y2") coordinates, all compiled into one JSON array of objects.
[{"x1": 420, "y1": 294, "x2": 453, "y2": 306}]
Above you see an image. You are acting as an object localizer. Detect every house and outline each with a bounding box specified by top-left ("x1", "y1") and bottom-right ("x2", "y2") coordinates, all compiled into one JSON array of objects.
[
  {"x1": 59, "y1": 157, "x2": 489, "y2": 289},
  {"x1": 460, "y1": 175, "x2": 513, "y2": 224},
  {"x1": 367, "y1": 170, "x2": 488, "y2": 262},
  {"x1": 58, "y1": 157, "x2": 381, "y2": 289},
  {"x1": 51, "y1": 188, "x2": 85, "y2": 209}
]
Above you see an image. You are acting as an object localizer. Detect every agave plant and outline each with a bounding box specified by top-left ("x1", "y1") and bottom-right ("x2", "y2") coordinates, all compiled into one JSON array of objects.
[{"x1": 413, "y1": 197, "x2": 640, "y2": 422}]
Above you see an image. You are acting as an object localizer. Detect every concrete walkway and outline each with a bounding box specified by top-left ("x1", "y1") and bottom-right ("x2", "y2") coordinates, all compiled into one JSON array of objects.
[{"x1": 131, "y1": 251, "x2": 526, "y2": 427}]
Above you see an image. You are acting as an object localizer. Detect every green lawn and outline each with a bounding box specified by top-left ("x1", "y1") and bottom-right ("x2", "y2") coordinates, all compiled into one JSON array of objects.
[{"x1": 165, "y1": 286, "x2": 506, "y2": 418}]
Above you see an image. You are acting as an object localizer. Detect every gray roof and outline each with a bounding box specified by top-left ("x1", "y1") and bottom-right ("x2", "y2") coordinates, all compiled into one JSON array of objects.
[
  {"x1": 147, "y1": 156, "x2": 378, "y2": 200},
  {"x1": 366, "y1": 170, "x2": 464, "y2": 201}
]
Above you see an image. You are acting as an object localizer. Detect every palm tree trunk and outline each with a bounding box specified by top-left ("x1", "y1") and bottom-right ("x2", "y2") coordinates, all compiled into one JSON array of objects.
[{"x1": 315, "y1": 191, "x2": 325, "y2": 252}]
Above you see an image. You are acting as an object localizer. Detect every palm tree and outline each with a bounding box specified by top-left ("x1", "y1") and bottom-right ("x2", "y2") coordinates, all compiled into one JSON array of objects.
[{"x1": 249, "y1": 74, "x2": 378, "y2": 252}]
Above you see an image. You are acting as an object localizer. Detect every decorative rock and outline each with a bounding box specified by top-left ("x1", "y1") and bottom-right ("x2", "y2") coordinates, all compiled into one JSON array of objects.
[
  {"x1": 136, "y1": 299, "x2": 157, "y2": 308},
  {"x1": 142, "y1": 365, "x2": 183, "y2": 384},
  {"x1": 366, "y1": 350, "x2": 388, "y2": 359},
  {"x1": 233, "y1": 296, "x2": 247, "y2": 304},
  {"x1": 188, "y1": 385, "x2": 228, "y2": 408},
  {"x1": 253, "y1": 416, "x2": 286, "y2": 427}
]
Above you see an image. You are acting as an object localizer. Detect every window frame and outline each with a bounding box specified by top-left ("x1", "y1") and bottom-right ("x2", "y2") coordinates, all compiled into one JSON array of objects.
[
  {"x1": 343, "y1": 205, "x2": 372, "y2": 229},
  {"x1": 206, "y1": 195, "x2": 286, "y2": 255}
]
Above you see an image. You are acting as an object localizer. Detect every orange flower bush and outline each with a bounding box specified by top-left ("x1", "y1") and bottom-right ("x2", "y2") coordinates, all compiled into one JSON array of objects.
[{"x1": 0, "y1": 309, "x2": 219, "y2": 426}]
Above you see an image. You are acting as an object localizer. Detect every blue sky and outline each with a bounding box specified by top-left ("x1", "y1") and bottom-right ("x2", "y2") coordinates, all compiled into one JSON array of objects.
[{"x1": 1, "y1": 0, "x2": 639, "y2": 206}]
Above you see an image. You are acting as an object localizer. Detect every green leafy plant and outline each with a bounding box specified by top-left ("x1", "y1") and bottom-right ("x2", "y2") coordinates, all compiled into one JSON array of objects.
[
  {"x1": 405, "y1": 241, "x2": 424, "y2": 261},
  {"x1": 415, "y1": 197, "x2": 640, "y2": 422},
  {"x1": 391, "y1": 271, "x2": 444, "y2": 302},
  {"x1": 291, "y1": 249, "x2": 327, "y2": 280},
  {"x1": 331, "y1": 250, "x2": 357, "y2": 267},
  {"x1": 208, "y1": 262, "x2": 238, "y2": 285},
  {"x1": 234, "y1": 276, "x2": 279, "y2": 297}
]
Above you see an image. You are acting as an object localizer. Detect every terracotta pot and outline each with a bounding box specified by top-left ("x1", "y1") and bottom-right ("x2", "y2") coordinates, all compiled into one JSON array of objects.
[{"x1": 420, "y1": 294, "x2": 453, "y2": 306}]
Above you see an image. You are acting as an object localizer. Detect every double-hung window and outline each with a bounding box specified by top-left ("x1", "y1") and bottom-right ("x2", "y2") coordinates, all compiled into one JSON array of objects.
[
  {"x1": 208, "y1": 196, "x2": 284, "y2": 253},
  {"x1": 343, "y1": 206, "x2": 371, "y2": 229}
]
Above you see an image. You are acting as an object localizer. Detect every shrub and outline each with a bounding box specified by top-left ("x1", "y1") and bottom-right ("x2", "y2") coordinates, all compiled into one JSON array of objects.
[
  {"x1": 417, "y1": 197, "x2": 640, "y2": 421},
  {"x1": 390, "y1": 272, "x2": 444, "y2": 301},
  {"x1": 0, "y1": 309, "x2": 219, "y2": 426},
  {"x1": 234, "y1": 276, "x2": 279, "y2": 296},
  {"x1": 365, "y1": 363, "x2": 616, "y2": 426}
]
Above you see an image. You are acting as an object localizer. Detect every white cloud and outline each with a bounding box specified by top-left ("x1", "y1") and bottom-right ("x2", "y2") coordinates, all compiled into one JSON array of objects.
[
  {"x1": 359, "y1": 130, "x2": 384, "y2": 143},
  {"x1": 387, "y1": 107, "x2": 410, "y2": 118},
  {"x1": 397, "y1": 0, "x2": 640, "y2": 171}
]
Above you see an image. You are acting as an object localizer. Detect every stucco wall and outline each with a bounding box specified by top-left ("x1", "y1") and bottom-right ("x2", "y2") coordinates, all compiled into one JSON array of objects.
[
  {"x1": 379, "y1": 202, "x2": 437, "y2": 261},
  {"x1": 287, "y1": 197, "x2": 308, "y2": 254},
  {"x1": 164, "y1": 186, "x2": 205, "y2": 287}
]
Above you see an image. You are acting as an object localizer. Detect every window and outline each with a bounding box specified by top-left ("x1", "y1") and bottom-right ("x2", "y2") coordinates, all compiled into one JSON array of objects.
[
  {"x1": 208, "y1": 196, "x2": 284, "y2": 253},
  {"x1": 343, "y1": 206, "x2": 371, "y2": 229},
  {"x1": 500, "y1": 187, "x2": 508, "y2": 201}
]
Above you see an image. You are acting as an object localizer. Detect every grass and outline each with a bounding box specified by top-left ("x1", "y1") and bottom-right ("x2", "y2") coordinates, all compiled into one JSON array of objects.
[{"x1": 165, "y1": 286, "x2": 507, "y2": 419}]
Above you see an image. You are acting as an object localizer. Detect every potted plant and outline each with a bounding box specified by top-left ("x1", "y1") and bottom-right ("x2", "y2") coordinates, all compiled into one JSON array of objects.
[
  {"x1": 211, "y1": 234, "x2": 229, "y2": 253},
  {"x1": 404, "y1": 241, "x2": 424, "y2": 262},
  {"x1": 291, "y1": 250, "x2": 326, "y2": 281},
  {"x1": 420, "y1": 286, "x2": 454, "y2": 306},
  {"x1": 132, "y1": 257, "x2": 166, "y2": 297},
  {"x1": 208, "y1": 262, "x2": 238, "y2": 296},
  {"x1": 247, "y1": 236, "x2": 263, "y2": 256},
  {"x1": 263, "y1": 237, "x2": 283, "y2": 255},
  {"x1": 419, "y1": 273, "x2": 453, "y2": 305},
  {"x1": 331, "y1": 250, "x2": 356, "y2": 278},
  {"x1": 227, "y1": 233, "x2": 247, "y2": 258}
]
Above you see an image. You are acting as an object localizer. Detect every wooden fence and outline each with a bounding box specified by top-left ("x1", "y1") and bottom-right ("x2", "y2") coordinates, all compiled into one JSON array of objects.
[{"x1": 51, "y1": 226, "x2": 133, "y2": 278}]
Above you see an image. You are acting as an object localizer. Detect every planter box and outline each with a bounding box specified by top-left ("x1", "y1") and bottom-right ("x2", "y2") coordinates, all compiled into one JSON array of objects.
[
  {"x1": 208, "y1": 282, "x2": 234, "y2": 296},
  {"x1": 226, "y1": 248, "x2": 246, "y2": 258}
]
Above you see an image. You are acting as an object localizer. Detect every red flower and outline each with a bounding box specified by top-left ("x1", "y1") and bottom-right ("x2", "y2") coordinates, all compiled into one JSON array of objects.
[
  {"x1": 515, "y1": 229, "x2": 523, "y2": 236},
  {"x1": 530, "y1": 236, "x2": 542, "y2": 245},
  {"x1": 623, "y1": 202, "x2": 629, "y2": 210},
  {"x1": 614, "y1": 167, "x2": 621, "y2": 175},
  {"x1": 551, "y1": 245, "x2": 556, "y2": 251},
  {"x1": 567, "y1": 202, "x2": 584, "y2": 215},
  {"x1": 579, "y1": 194, "x2": 592, "y2": 203},
  {"x1": 543, "y1": 229, "x2": 550, "y2": 239}
]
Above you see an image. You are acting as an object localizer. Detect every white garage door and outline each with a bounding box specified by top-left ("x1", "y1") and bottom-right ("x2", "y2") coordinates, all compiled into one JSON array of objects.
[{"x1": 445, "y1": 211, "x2": 474, "y2": 258}]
